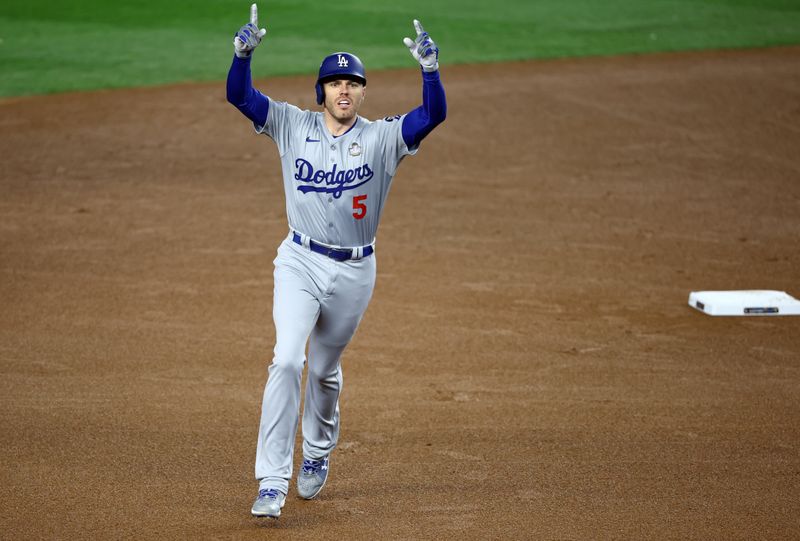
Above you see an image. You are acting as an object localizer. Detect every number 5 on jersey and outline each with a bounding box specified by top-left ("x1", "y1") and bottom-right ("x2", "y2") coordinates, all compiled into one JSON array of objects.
[{"x1": 352, "y1": 194, "x2": 367, "y2": 220}]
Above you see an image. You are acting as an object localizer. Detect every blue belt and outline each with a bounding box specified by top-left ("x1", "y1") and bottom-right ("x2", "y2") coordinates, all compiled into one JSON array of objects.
[{"x1": 292, "y1": 232, "x2": 374, "y2": 261}]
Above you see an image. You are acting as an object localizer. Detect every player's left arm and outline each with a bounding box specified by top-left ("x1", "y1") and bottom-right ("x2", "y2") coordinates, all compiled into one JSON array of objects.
[{"x1": 401, "y1": 20, "x2": 447, "y2": 149}]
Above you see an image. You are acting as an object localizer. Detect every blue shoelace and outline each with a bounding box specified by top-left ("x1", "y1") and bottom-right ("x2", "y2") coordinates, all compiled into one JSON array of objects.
[
  {"x1": 258, "y1": 488, "x2": 281, "y2": 499},
  {"x1": 301, "y1": 458, "x2": 324, "y2": 474}
]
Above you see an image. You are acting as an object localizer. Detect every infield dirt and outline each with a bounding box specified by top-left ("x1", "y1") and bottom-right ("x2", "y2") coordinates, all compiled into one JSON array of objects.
[{"x1": 2, "y1": 47, "x2": 799, "y2": 540}]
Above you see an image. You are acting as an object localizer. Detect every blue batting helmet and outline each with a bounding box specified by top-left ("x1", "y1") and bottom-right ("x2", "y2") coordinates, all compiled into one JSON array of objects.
[{"x1": 315, "y1": 52, "x2": 367, "y2": 105}]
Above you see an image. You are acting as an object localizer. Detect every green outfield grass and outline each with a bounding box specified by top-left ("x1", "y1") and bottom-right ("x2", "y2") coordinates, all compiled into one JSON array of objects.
[{"x1": 1, "y1": 0, "x2": 799, "y2": 97}]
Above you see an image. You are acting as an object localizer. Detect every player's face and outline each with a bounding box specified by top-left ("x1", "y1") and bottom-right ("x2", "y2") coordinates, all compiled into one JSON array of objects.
[{"x1": 323, "y1": 79, "x2": 366, "y2": 123}]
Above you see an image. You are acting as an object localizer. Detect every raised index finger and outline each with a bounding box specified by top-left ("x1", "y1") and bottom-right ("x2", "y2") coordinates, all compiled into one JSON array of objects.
[
  {"x1": 413, "y1": 19, "x2": 425, "y2": 36},
  {"x1": 250, "y1": 3, "x2": 259, "y2": 26}
]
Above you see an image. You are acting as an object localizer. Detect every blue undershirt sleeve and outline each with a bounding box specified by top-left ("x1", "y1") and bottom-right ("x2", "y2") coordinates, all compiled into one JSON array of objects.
[
  {"x1": 401, "y1": 69, "x2": 447, "y2": 149},
  {"x1": 226, "y1": 55, "x2": 269, "y2": 128}
]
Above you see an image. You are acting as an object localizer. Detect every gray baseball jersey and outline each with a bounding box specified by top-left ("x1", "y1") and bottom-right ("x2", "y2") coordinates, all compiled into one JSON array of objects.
[{"x1": 257, "y1": 98, "x2": 417, "y2": 247}]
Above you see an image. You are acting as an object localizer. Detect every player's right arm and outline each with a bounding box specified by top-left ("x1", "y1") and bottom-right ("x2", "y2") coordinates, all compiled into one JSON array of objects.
[{"x1": 226, "y1": 3, "x2": 269, "y2": 127}]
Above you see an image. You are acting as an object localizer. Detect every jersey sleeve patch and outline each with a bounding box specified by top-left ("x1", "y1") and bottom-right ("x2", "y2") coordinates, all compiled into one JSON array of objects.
[{"x1": 375, "y1": 113, "x2": 417, "y2": 177}]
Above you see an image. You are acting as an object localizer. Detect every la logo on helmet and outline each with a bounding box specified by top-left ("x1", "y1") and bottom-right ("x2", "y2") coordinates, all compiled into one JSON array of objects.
[{"x1": 337, "y1": 54, "x2": 349, "y2": 67}]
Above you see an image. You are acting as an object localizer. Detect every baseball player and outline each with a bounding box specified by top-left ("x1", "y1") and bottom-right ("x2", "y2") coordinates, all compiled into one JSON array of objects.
[{"x1": 226, "y1": 3, "x2": 446, "y2": 519}]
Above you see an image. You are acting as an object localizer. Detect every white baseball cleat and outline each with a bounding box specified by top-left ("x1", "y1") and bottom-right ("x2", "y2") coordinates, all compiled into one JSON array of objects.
[
  {"x1": 297, "y1": 456, "x2": 330, "y2": 499},
  {"x1": 251, "y1": 488, "x2": 286, "y2": 518}
]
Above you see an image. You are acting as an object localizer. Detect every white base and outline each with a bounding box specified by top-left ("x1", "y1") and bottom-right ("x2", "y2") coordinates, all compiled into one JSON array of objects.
[{"x1": 688, "y1": 290, "x2": 800, "y2": 316}]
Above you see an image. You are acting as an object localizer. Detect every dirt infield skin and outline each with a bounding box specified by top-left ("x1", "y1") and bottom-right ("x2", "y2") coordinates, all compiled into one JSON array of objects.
[{"x1": 1, "y1": 47, "x2": 799, "y2": 540}]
